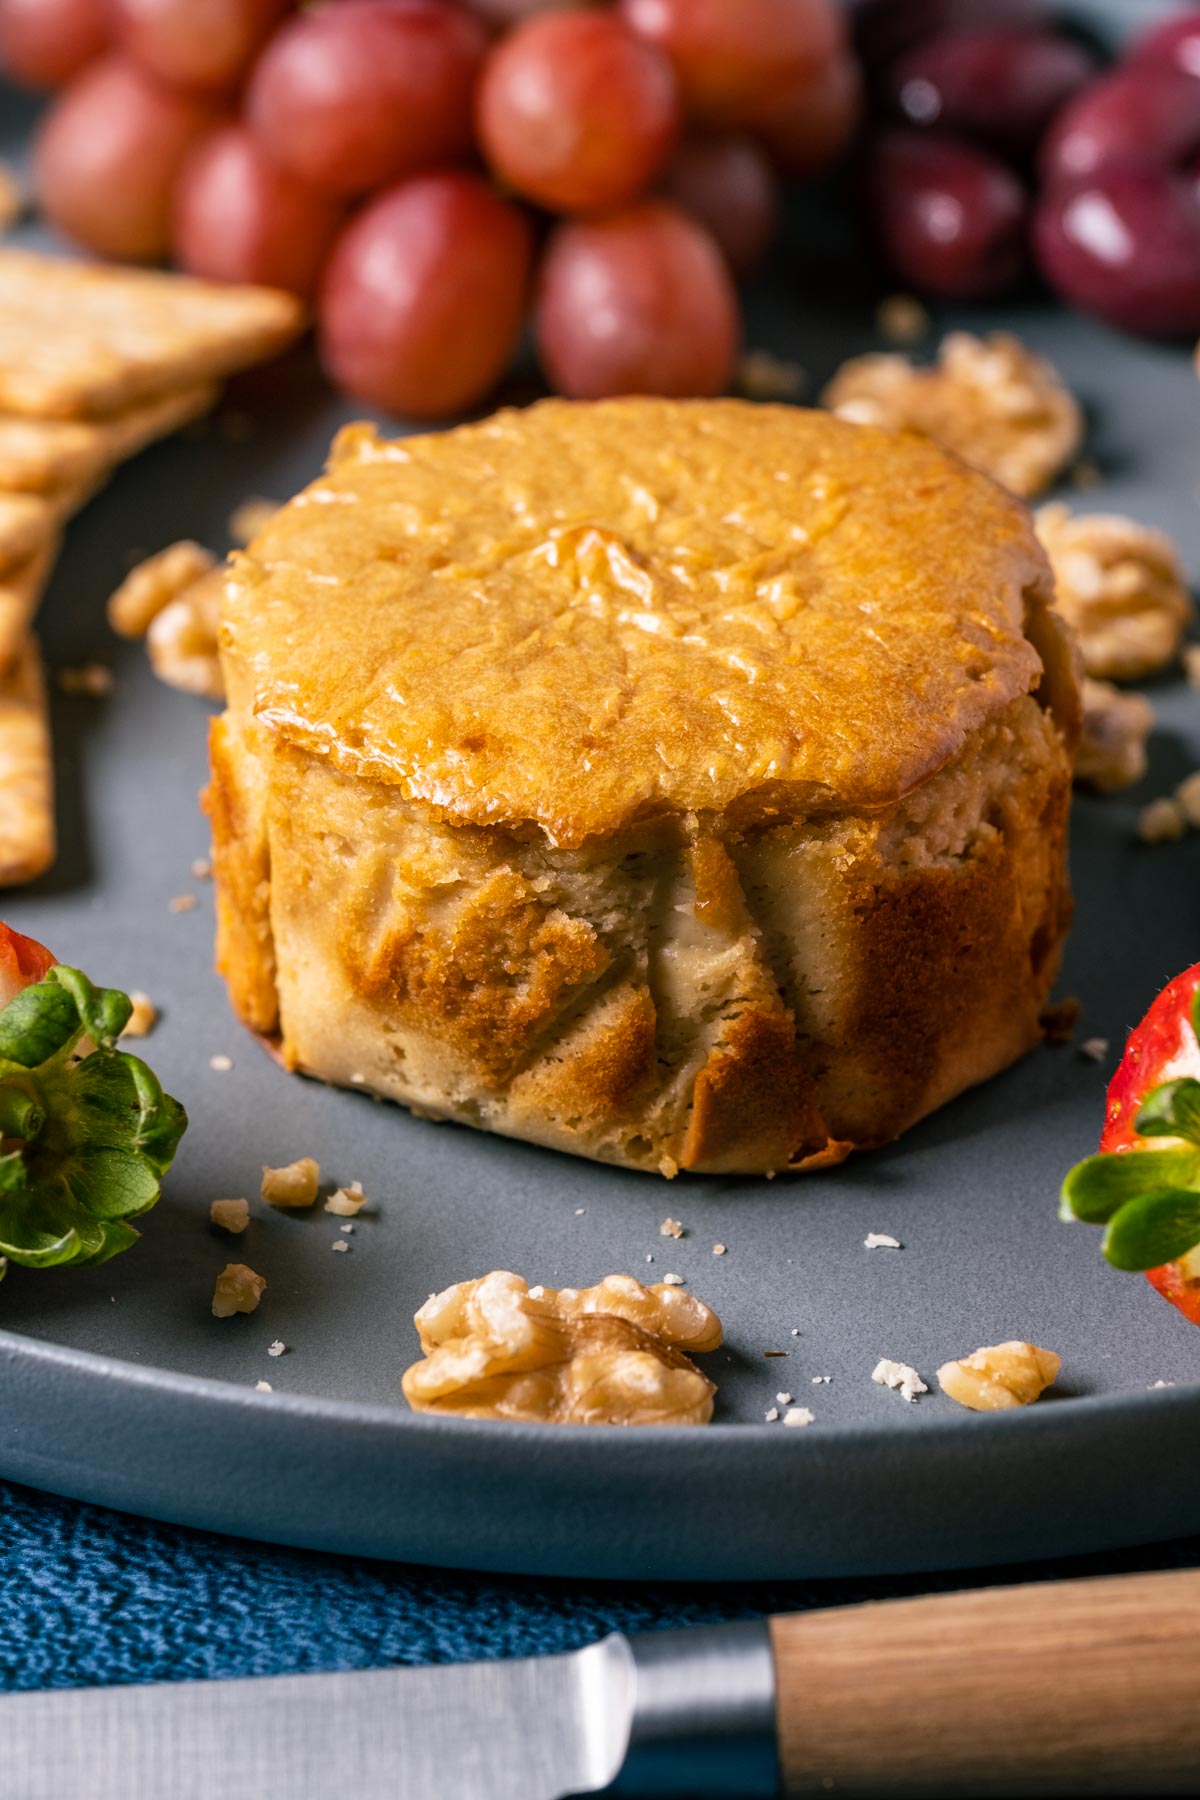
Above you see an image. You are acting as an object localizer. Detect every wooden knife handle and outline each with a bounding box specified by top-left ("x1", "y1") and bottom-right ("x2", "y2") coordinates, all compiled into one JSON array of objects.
[{"x1": 771, "y1": 1568, "x2": 1200, "y2": 1796}]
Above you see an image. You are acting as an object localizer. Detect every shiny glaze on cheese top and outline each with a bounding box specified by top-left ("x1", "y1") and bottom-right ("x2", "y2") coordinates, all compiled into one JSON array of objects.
[{"x1": 222, "y1": 397, "x2": 1056, "y2": 847}]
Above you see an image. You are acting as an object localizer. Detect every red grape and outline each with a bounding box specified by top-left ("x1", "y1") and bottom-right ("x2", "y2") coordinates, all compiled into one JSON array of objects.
[
  {"x1": 755, "y1": 48, "x2": 862, "y2": 179},
  {"x1": 861, "y1": 129, "x2": 1027, "y2": 299},
  {"x1": 477, "y1": 10, "x2": 678, "y2": 212},
  {"x1": 248, "y1": 1, "x2": 487, "y2": 197},
  {"x1": 849, "y1": 0, "x2": 1047, "y2": 72},
  {"x1": 110, "y1": 0, "x2": 291, "y2": 94},
  {"x1": 318, "y1": 172, "x2": 533, "y2": 418},
  {"x1": 1041, "y1": 67, "x2": 1200, "y2": 187},
  {"x1": 1035, "y1": 166, "x2": 1200, "y2": 337},
  {"x1": 888, "y1": 30, "x2": 1095, "y2": 159},
  {"x1": 535, "y1": 200, "x2": 739, "y2": 398},
  {"x1": 472, "y1": 0, "x2": 573, "y2": 20},
  {"x1": 0, "y1": 0, "x2": 107, "y2": 88},
  {"x1": 174, "y1": 123, "x2": 342, "y2": 297},
  {"x1": 34, "y1": 54, "x2": 218, "y2": 261},
  {"x1": 620, "y1": 0, "x2": 844, "y2": 131},
  {"x1": 1128, "y1": 11, "x2": 1200, "y2": 83},
  {"x1": 660, "y1": 132, "x2": 778, "y2": 273}
]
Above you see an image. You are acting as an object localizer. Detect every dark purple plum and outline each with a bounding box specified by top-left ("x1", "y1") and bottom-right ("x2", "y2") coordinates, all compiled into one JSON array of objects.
[
  {"x1": 888, "y1": 29, "x2": 1095, "y2": 158},
  {"x1": 861, "y1": 128, "x2": 1027, "y2": 298},
  {"x1": 1034, "y1": 164, "x2": 1200, "y2": 336}
]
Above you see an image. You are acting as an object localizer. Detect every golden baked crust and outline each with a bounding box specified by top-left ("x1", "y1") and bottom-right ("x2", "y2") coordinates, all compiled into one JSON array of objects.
[
  {"x1": 209, "y1": 399, "x2": 1078, "y2": 1177},
  {"x1": 223, "y1": 398, "x2": 1053, "y2": 849}
]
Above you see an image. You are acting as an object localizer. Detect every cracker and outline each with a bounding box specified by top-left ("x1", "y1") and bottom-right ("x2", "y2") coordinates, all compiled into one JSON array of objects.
[
  {"x1": 0, "y1": 479, "x2": 91, "y2": 574},
  {"x1": 0, "y1": 634, "x2": 54, "y2": 886},
  {"x1": 0, "y1": 539, "x2": 57, "y2": 668},
  {"x1": 0, "y1": 250, "x2": 305, "y2": 419},
  {"x1": 0, "y1": 382, "x2": 216, "y2": 493}
]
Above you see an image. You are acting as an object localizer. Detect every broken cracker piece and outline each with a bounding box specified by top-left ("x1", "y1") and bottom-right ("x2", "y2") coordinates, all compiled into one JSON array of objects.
[
  {"x1": 0, "y1": 635, "x2": 53, "y2": 886},
  {"x1": 0, "y1": 383, "x2": 214, "y2": 495},
  {"x1": 0, "y1": 249, "x2": 304, "y2": 420},
  {"x1": 0, "y1": 540, "x2": 58, "y2": 671}
]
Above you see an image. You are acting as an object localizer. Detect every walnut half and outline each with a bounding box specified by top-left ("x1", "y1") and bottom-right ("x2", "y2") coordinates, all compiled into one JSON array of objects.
[
  {"x1": 937, "y1": 1340, "x2": 1060, "y2": 1412},
  {"x1": 1036, "y1": 503, "x2": 1193, "y2": 682},
  {"x1": 401, "y1": 1269, "x2": 723, "y2": 1425},
  {"x1": 822, "y1": 331, "x2": 1081, "y2": 499}
]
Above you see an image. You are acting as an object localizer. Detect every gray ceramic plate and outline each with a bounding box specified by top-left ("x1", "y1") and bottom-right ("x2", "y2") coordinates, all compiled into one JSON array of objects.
[{"x1": 3, "y1": 4, "x2": 1200, "y2": 1580}]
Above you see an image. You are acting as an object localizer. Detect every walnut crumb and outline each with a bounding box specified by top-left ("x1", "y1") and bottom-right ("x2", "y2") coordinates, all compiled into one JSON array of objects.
[
  {"x1": 737, "y1": 348, "x2": 807, "y2": 401},
  {"x1": 261, "y1": 1157, "x2": 320, "y2": 1207},
  {"x1": 0, "y1": 161, "x2": 26, "y2": 232},
  {"x1": 209, "y1": 1054, "x2": 232, "y2": 1072},
  {"x1": 254, "y1": 1380, "x2": 272, "y2": 1393},
  {"x1": 402, "y1": 1270, "x2": 723, "y2": 1425},
  {"x1": 864, "y1": 1232, "x2": 901, "y2": 1250},
  {"x1": 782, "y1": 1406, "x2": 815, "y2": 1428},
  {"x1": 1076, "y1": 679, "x2": 1154, "y2": 794},
  {"x1": 775, "y1": 1391, "x2": 793, "y2": 1405},
  {"x1": 662, "y1": 1272, "x2": 684, "y2": 1286},
  {"x1": 938, "y1": 1340, "x2": 1060, "y2": 1411},
  {"x1": 872, "y1": 1357, "x2": 928, "y2": 1402},
  {"x1": 812, "y1": 1375, "x2": 832, "y2": 1385},
  {"x1": 267, "y1": 1340, "x2": 286, "y2": 1357},
  {"x1": 1176, "y1": 770, "x2": 1200, "y2": 828},
  {"x1": 823, "y1": 331, "x2": 1081, "y2": 498},
  {"x1": 712, "y1": 1242, "x2": 727, "y2": 1256},
  {"x1": 210, "y1": 1198, "x2": 249, "y2": 1234},
  {"x1": 876, "y1": 293, "x2": 930, "y2": 345},
  {"x1": 330, "y1": 1240, "x2": 349, "y2": 1253},
  {"x1": 1138, "y1": 796, "x2": 1187, "y2": 845},
  {"x1": 56, "y1": 663, "x2": 113, "y2": 697},
  {"x1": 660, "y1": 1218, "x2": 683, "y2": 1239},
  {"x1": 1040, "y1": 996, "x2": 1082, "y2": 1045},
  {"x1": 168, "y1": 894, "x2": 197, "y2": 914},
  {"x1": 325, "y1": 1180, "x2": 367, "y2": 1216},
  {"x1": 190, "y1": 857, "x2": 213, "y2": 881},
  {"x1": 764, "y1": 1407, "x2": 780, "y2": 1422},
  {"x1": 1035, "y1": 503, "x2": 1193, "y2": 682},
  {"x1": 120, "y1": 991, "x2": 157, "y2": 1038},
  {"x1": 1079, "y1": 1038, "x2": 1109, "y2": 1062},
  {"x1": 228, "y1": 496, "x2": 280, "y2": 547},
  {"x1": 212, "y1": 1263, "x2": 265, "y2": 1318},
  {"x1": 658, "y1": 1154, "x2": 679, "y2": 1179},
  {"x1": 108, "y1": 540, "x2": 217, "y2": 639}
]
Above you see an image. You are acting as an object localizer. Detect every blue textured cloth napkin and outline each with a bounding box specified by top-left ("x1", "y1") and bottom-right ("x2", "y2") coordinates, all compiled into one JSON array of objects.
[{"x1": 4, "y1": 1475, "x2": 1199, "y2": 1695}]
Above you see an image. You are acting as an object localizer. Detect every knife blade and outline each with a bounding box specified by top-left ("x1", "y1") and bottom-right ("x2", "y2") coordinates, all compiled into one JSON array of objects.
[
  {"x1": 0, "y1": 1622, "x2": 777, "y2": 1800},
  {"x1": 7, "y1": 1569, "x2": 1200, "y2": 1800}
]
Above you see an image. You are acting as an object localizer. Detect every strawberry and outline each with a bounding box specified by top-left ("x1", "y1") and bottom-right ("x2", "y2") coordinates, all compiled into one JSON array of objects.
[{"x1": 1061, "y1": 962, "x2": 1200, "y2": 1324}]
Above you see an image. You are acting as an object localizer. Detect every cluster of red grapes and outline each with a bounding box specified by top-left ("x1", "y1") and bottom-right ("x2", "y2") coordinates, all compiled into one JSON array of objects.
[
  {"x1": 0, "y1": 0, "x2": 860, "y2": 417},
  {"x1": 853, "y1": 0, "x2": 1200, "y2": 337}
]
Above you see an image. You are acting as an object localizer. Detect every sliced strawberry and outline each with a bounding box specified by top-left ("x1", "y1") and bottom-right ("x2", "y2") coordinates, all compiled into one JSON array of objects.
[
  {"x1": 1062, "y1": 962, "x2": 1200, "y2": 1326},
  {"x1": 0, "y1": 923, "x2": 56, "y2": 1008}
]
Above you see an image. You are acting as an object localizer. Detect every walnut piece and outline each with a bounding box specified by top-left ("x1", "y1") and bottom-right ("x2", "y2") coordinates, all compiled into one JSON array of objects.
[
  {"x1": 872, "y1": 1357, "x2": 928, "y2": 1402},
  {"x1": 212, "y1": 1262, "x2": 265, "y2": 1317},
  {"x1": 107, "y1": 539, "x2": 216, "y2": 639},
  {"x1": 823, "y1": 331, "x2": 1082, "y2": 498},
  {"x1": 938, "y1": 1340, "x2": 1061, "y2": 1412},
  {"x1": 146, "y1": 565, "x2": 225, "y2": 699},
  {"x1": 1138, "y1": 796, "x2": 1187, "y2": 845},
  {"x1": 120, "y1": 989, "x2": 158, "y2": 1038},
  {"x1": 401, "y1": 1269, "x2": 723, "y2": 1424},
  {"x1": 324, "y1": 1180, "x2": 367, "y2": 1216},
  {"x1": 1036, "y1": 503, "x2": 1193, "y2": 682},
  {"x1": 261, "y1": 1157, "x2": 320, "y2": 1207},
  {"x1": 210, "y1": 1198, "x2": 249, "y2": 1233},
  {"x1": 1075, "y1": 677, "x2": 1154, "y2": 793}
]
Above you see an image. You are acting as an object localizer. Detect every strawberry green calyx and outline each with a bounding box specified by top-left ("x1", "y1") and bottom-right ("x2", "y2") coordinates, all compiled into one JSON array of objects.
[
  {"x1": 0, "y1": 964, "x2": 186, "y2": 1280},
  {"x1": 1061, "y1": 977, "x2": 1200, "y2": 1275}
]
